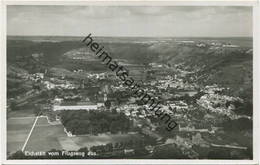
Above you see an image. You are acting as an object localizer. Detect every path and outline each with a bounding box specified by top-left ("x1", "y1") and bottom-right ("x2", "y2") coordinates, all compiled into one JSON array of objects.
[{"x1": 21, "y1": 116, "x2": 39, "y2": 152}]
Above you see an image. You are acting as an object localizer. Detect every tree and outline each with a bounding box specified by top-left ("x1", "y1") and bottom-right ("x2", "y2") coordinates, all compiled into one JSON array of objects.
[
  {"x1": 111, "y1": 108, "x2": 117, "y2": 114},
  {"x1": 152, "y1": 144, "x2": 187, "y2": 159},
  {"x1": 105, "y1": 143, "x2": 113, "y2": 152},
  {"x1": 8, "y1": 150, "x2": 25, "y2": 159},
  {"x1": 208, "y1": 148, "x2": 231, "y2": 159},
  {"x1": 134, "y1": 147, "x2": 149, "y2": 156},
  {"x1": 113, "y1": 142, "x2": 119, "y2": 149},
  {"x1": 104, "y1": 100, "x2": 111, "y2": 109},
  {"x1": 78, "y1": 147, "x2": 89, "y2": 153},
  {"x1": 60, "y1": 110, "x2": 131, "y2": 135},
  {"x1": 110, "y1": 121, "x2": 119, "y2": 134},
  {"x1": 33, "y1": 107, "x2": 41, "y2": 116}
]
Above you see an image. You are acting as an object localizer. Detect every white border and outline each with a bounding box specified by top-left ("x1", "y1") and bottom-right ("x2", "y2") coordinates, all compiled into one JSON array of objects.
[
  {"x1": 1, "y1": 0, "x2": 258, "y2": 6},
  {"x1": 1, "y1": 0, "x2": 259, "y2": 164},
  {"x1": 1, "y1": 0, "x2": 7, "y2": 164}
]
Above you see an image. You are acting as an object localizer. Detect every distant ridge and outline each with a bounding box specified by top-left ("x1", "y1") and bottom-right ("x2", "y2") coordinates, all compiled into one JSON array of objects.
[{"x1": 7, "y1": 35, "x2": 252, "y2": 48}]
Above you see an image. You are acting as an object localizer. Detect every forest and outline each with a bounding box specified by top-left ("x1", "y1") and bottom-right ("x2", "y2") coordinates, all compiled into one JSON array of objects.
[{"x1": 60, "y1": 110, "x2": 132, "y2": 135}]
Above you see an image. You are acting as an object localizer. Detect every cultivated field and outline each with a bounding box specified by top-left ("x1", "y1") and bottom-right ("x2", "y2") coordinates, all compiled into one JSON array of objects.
[
  {"x1": 21, "y1": 116, "x2": 144, "y2": 152},
  {"x1": 7, "y1": 108, "x2": 35, "y2": 118},
  {"x1": 24, "y1": 117, "x2": 66, "y2": 151},
  {"x1": 7, "y1": 116, "x2": 36, "y2": 153}
]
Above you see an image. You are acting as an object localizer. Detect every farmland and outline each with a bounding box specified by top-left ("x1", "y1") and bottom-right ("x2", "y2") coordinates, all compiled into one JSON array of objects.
[
  {"x1": 24, "y1": 117, "x2": 66, "y2": 151},
  {"x1": 13, "y1": 116, "x2": 144, "y2": 153},
  {"x1": 7, "y1": 116, "x2": 36, "y2": 154}
]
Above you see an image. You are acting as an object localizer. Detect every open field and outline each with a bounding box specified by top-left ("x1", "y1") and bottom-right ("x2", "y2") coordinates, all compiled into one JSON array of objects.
[
  {"x1": 24, "y1": 117, "x2": 66, "y2": 151},
  {"x1": 7, "y1": 108, "x2": 35, "y2": 118},
  {"x1": 7, "y1": 116, "x2": 36, "y2": 153},
  {"x1": 22, "y1": 116, "x2": 144, "y2": 152}
]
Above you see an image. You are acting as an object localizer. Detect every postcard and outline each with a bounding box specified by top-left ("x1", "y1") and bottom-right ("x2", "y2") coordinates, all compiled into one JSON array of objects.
[{"x1": 1, "y1": 0, "x2": 259, "y2": 164}]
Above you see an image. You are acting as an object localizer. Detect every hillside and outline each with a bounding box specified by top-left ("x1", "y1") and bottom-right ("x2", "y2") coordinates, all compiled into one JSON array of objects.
[
  {"x1": 7, "y1": 37, "x2": 253, "y2": 102},
  {"x1": 149, "y1": 42, "x2": 252, "y2": 101}
]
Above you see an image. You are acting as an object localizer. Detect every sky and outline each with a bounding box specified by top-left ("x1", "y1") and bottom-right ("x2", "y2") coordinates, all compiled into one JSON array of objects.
[{"x1": 7, "y1": 6, "x2": 252, "y2": 37}]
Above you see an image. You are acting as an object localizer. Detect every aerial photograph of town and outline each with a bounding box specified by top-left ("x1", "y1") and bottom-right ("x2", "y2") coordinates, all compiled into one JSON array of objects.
[{"x1": 6, "y1": 5, "x2": 253, "y2": 159}]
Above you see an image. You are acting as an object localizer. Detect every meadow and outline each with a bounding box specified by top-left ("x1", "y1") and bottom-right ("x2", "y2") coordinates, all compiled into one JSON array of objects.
[
  {"x1": 7, "y1": 116, "x2": 35, "y2": 153},
  {"x1": 23, "y1": 116, "x2": 144, "y2": 152}
]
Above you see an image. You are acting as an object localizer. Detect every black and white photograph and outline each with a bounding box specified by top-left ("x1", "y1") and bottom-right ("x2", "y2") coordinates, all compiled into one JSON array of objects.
[{"x1": 2, "y1": 1, "x2": 258, "y2": 162}]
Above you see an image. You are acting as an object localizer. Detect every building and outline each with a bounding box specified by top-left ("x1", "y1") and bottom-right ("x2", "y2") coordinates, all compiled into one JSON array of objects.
[
  {"x1": 52, "y1": 101, "x2": 103, "y2": 111},
  {"x1": 124, "y1": 149, "x2": 135, "y2": 155}
]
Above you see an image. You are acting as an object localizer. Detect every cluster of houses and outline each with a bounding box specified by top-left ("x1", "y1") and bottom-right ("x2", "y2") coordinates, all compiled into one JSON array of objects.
[
  {"x1": 197, "y1": 84, "x2": 243, "y2": 118},
  {"x1": 174, "y1": 39, "x2": 241, "y2": 51},
  {"x1": 28, "y1": 72, "x2": 44, "y2": 82}
]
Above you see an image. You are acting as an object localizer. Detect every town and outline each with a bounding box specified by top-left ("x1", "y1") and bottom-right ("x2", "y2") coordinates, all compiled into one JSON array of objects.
[{"x1": 7, "y1": 37, "x2": 253, "y2": 159}]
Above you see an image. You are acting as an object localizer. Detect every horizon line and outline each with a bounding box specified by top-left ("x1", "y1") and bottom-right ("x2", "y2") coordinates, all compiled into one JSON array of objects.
[
  {"x1": 6, "y1": 33, "x2": 253, "y2": 38},
  {"x1": 7, "y1": 35, "x2": 253, "y2": 38}
]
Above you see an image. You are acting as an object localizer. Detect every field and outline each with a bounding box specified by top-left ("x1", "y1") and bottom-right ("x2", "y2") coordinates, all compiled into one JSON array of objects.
[
  {"x1": 7, "y1": 108, "x2": 35, "y2": 118},
  {"x1": 7, "y1": 116, "x2": 36, "y2": 153},
  {"x1": 23, "y1": 116, "x2": 144, "y2": 152},
  {"x1": 24, "y1": 117, "x2": 66, "y2": 151}
]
